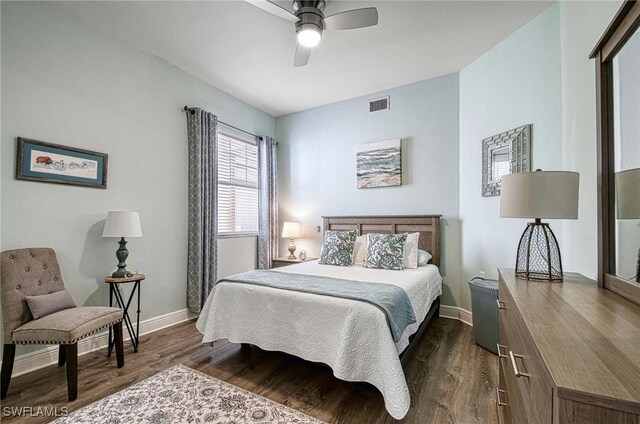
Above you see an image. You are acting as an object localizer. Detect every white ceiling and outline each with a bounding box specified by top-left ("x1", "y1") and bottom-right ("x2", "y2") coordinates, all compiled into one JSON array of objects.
[{"x1": 53, "y1": 1, "x2": 553, "y2": 117}]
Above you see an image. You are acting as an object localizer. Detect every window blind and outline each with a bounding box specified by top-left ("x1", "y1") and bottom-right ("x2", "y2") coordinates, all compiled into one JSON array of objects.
[
  {"x1": 217, "y1": 133, "x2": 259, "y2": 235},
  {"x1": 493, "y1": 160, "x2": 511, "y2": 181}
]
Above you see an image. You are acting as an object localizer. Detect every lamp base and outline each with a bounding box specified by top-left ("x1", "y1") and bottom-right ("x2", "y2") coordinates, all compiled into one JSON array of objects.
[
  {"x1": 112, "y1": 237, "x2": 130, "y2": 278},
  {"x1": 288, "y1": 239, "x2": 297, "y2": 260},
  {"x1": 515, "y1": 220, "x2": 563, "y2": 282}
]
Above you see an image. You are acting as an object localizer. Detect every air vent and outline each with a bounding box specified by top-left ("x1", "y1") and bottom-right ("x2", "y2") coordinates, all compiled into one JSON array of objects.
[{"x1": 368, "y1": 96, "x2": 390, "y2": 113}]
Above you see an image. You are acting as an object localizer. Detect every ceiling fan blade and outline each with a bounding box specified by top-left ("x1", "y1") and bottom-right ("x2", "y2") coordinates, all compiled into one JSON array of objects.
[
  {"x1": 323, "y1": 7, "x2": 378, "y2": 31},
  {"x1": 245, "y1": 0, "x2": 299, "y2": 23},
  {"x1": 294, "y1": 45, "x2": 311, "y2": 67}
]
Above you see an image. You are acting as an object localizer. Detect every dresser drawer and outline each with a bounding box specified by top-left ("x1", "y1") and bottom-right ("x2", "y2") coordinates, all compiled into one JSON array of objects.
[
  {"x1": 498, "y1": 360, "x2": 513, "y2": 424},
  {"x1": 499, "y1": 306, "x2": 528, "y2": 423},
  {"x1": 500, "y1": 280, "x2": 554, "y2": 423}
]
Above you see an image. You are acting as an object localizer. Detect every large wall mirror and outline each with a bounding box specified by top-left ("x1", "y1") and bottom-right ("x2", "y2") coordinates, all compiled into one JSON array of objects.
[
  {"x1": 592, "y1": 0, "x2": 640, "y2": 302},
  {"x1": 613, "y1": 30, "x2": 640, "y2": 283}
]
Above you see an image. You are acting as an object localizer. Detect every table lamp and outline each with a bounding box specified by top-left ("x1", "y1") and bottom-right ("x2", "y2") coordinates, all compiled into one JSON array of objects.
[
  {"x1": 282, "y1": 221, "x2": 301, "y2": 259},
  {"x1": 102, "y1": 211, "x2": 143, "y2": 278},
  {"x1": 500, "y1": 170, "x2": 579, "y2": 281},
  {"x1": 616, "y1": 168, "x2": 640, "y2": 282}
]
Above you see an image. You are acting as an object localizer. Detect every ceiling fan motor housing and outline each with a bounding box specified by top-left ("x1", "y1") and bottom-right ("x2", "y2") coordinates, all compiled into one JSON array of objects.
[
  {"x1": 292, "y1": 0, "x2": 325, "y2": 12},
  {"x1": 294, "y1": 5, "x2": 325, "y2": 38}
]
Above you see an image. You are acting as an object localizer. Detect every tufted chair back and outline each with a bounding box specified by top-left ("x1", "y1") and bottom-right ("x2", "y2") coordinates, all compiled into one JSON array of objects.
[{"x1": 1, "y1": 248, "x2": 66, "y2": 343}]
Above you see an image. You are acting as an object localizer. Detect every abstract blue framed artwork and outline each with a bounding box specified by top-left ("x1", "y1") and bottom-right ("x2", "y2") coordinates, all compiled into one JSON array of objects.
[
  {"x1": 16, "y1": 137, "x2": 108, "y2": 189},
  {"x1": 356, "y1": 138, "x2": 402, "y2": 189}
]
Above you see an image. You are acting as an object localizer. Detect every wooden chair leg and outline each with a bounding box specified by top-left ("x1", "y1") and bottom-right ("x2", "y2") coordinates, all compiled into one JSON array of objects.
[
  {"x1": 1, "y1": 344, "x2": 16, "y2": 399},
  {"x1": 58, "y1": 344, "x2": 66, "y2": 367},
  {"x1": 113, "y1": 321, "x2": 125, "y2": 368},
  {"x1": 65, "y1": 343, "x2": 78, "y2": 401}
]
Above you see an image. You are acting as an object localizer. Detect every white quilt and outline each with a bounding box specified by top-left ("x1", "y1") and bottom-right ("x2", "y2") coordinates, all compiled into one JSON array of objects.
[{"x1": 196, "y1": 261, "x2": 442, "y2": 419}]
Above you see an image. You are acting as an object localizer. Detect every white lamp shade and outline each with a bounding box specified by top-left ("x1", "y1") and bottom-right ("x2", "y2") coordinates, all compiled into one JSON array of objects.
[
  {"x1": 281, "y1": 221, "x2": 301, "y2": 238},
  {"x1": 500, "y1": 171, "x2": 579, "y2": 219},
  {"x1": 617, "y1": 168, "x2": 640, "y2": 219},
  {"x1": 102, "y1": 211, "x2": 143, "y2": 238}
]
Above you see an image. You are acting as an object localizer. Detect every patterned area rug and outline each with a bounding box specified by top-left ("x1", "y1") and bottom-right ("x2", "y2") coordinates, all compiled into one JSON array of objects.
[{"x1": 53, "y1": 364, "x2": 325, "y2": 424}]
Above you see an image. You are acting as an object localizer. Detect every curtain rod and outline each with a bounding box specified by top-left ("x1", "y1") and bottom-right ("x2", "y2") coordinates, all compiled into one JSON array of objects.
[{"x1": 183, "y1": 106, "x2": 264, "y2": 141}]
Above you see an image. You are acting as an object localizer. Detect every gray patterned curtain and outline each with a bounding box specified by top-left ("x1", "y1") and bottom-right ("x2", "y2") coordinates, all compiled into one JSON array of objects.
[
  {"x1": 186, "y1": 108, "x2": 218, "y2": 313},
  {"x1": 258, "y1": 136, "x2": 278, "y2": 269}
]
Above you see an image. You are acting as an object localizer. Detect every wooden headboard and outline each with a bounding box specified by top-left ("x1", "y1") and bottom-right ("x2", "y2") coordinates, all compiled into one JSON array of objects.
[{"x1": 322, "y1": 215, "x2": 442, "y2": 267}]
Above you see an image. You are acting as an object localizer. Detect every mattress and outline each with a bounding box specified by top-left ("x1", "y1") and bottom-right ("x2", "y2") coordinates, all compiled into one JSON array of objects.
[{"x1": 196, "y1": 261, "x2": 443, "y2": 419}]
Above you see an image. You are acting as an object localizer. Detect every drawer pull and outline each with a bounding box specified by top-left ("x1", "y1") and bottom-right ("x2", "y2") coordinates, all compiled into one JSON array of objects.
[
  {"x1": 497, "y1": 344, "x2": 508, "y2": 359},
  {"x1": 496, "y1": 299, "x2": 507, "y2": 310},
  {"x1": 496, "y1": 388, "x2": 508, "y2": 407},
  {"x1": 509, "y1": 350, "x2": 530, "y2": 379}
]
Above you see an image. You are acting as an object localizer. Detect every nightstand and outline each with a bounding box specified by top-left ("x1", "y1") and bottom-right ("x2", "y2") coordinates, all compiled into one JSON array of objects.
[
  {"x1": 271, "y1": 257, "x2": 317, "y2": 268},
  {"x1": 105, "y1": 273, "x2": 145, "y2": 355}
]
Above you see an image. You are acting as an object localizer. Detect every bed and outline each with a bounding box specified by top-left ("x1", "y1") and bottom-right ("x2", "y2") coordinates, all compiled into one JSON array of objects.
[{"x1": 196, "y1": 215, "x2": 443, "y2": 419}]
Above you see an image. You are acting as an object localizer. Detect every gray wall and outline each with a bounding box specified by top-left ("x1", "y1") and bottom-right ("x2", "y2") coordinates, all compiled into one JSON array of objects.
[
  {"x1": 559, "y1": 1, "x2": 622, "y2": 280},
  {"x1": 276, "y1": 74, "x2": 462, "y2": 308},
  {"x1": 1, "y1": 1, "x2": 274, "y2": 355},
  {"x1": 458, "y1": 4, "x2": 562, "y2": 309}
]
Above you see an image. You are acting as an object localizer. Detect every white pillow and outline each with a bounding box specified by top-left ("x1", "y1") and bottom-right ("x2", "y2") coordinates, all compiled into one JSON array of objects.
[
  {"x1": 417, "y1": 249, "x2": 433, "y2": 267},
  {"x1": 352, "y1": 235, "x2": 367, "y2": 265},
  {"x1": 403, "y1": 232, "x2": 420, "y2": 269}
]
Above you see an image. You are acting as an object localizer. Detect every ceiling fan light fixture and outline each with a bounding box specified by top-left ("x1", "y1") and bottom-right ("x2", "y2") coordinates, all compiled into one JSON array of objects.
[
  {"x1": 244, "y1": 0, "x2": 378, "y2": 67},
  {"x1": 297, "y1": 25, "x2": 322, "y2": 47}
]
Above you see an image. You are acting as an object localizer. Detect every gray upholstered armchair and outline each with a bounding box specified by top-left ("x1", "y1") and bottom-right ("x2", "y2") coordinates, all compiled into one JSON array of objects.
[{"x1": 1, "y1": 248, "x2": 125, "y2": 401}]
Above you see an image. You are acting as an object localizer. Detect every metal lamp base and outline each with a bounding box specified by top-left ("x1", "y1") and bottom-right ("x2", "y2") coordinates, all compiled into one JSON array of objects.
[{"x1": 515, "y1": 220, "x2": 564, "y2": 282}]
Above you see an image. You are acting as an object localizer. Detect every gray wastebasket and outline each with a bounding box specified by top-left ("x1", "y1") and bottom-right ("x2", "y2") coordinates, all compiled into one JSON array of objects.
[{"x1": 468, "y1": 277, "x2": 499, "y2": 354}]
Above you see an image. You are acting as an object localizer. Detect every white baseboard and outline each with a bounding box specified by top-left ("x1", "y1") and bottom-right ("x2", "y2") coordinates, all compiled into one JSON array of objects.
[
  {"x1": 6, "y1": 308, "x2": 191, "y2": 377},
  {"x1": 440, "y1": 305, "x2": 473, "y2": 327}
]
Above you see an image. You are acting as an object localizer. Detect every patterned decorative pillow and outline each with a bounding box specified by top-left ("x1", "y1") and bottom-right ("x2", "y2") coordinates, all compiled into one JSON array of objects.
[
  {"x1": 319, "y1": 230, "x2": 358, "y2": 266},
  {"x1": 365, "y1": 233, "x2": 408, "y2": 270}
]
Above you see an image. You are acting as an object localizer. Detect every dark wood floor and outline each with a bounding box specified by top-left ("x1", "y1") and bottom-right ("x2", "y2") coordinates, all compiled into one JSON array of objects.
[{"x1": 1, "y1": 317, "x2": 498, "y2": 423}]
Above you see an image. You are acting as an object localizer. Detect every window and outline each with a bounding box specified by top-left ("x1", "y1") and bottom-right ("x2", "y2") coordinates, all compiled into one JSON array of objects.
[
  {"x1": 217, "y1": 133, "x2": 259, "y2": 236},
  {"x1": 492, "y1": 158, "x2": 511, "y2": 182}
]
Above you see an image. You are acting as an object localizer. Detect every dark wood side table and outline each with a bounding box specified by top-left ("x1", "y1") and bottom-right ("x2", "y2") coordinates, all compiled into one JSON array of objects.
[
  {"x1": 105, "y1": 273, "x2": 145, "y2": 355},
  {"x1": 271, "y1": 257, "x2": 318, "y2": 268}
]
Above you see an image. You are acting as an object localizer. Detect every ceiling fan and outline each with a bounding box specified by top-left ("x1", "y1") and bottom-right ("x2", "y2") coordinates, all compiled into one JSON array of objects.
[{"x1": 246, "y1": 0, "x2": 379, "y2": 67}]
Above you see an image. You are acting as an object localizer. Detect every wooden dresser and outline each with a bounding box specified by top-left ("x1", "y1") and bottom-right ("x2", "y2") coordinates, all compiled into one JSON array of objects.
[{"x1": 497, "y1": 269, "x2": 640, "y2": 423}]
